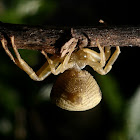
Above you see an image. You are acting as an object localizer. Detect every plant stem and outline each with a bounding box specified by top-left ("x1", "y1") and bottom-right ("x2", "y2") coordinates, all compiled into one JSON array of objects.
[{"x1": 0, "y1": 22, "x2": 140, "y2": 54}]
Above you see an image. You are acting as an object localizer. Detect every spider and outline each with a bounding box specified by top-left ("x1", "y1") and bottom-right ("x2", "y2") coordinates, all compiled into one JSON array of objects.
[{"x1": 1, "y1": 36, "x2": 120, "y2": 81}]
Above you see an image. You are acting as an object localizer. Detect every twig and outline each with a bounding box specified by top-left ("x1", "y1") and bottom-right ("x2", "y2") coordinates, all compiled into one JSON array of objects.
[{"x1": 0, "y1": 22, "x2": 140, "y2": 54}]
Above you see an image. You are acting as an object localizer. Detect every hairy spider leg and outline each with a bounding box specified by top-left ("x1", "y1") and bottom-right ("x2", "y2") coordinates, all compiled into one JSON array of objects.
[{"x1": 1, "y1": 36, "x2": 60, "y2": 81}]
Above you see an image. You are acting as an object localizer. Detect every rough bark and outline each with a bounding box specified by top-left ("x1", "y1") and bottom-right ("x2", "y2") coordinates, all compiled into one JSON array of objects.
[{"x1": 0, "y1": 22, "x2": 140, "y2": 54}]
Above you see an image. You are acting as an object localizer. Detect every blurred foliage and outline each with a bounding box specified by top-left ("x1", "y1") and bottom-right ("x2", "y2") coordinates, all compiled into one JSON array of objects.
[
  {"x1": 125, "y1": 87, "x2": 140, "y2": 140},
  {"x1": 0, "y1": 0, "x2": 58, "y2": 24},
  {"x1": 0, "y1": 0, "x2": 140, "y2": 140}
]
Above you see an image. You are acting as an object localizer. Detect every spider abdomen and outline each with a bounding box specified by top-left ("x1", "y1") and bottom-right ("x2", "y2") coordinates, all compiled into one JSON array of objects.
[{"x1": 51, "y1": 68, "x2": 102, "y2": 111}]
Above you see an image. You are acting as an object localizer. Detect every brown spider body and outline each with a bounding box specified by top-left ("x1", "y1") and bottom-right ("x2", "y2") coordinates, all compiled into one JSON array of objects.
[{"x1": 51, "y1": 68, "x2": 102, "y2": 111}]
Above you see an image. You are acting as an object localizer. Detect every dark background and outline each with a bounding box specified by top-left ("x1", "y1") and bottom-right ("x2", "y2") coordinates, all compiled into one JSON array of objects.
[{"x1": 0, "y1": 0, "x2": 140, "y2": 140}]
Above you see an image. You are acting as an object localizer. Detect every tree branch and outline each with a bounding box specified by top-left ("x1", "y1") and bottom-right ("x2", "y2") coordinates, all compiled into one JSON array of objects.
[{"x1": 0, "y1": 22, "x2": 140, "y2": 54}]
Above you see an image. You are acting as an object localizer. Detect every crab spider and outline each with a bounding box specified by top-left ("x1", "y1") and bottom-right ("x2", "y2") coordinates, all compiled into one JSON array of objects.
[{"x1": 1, "y1": 36, "x2": 120, "y2": 81}]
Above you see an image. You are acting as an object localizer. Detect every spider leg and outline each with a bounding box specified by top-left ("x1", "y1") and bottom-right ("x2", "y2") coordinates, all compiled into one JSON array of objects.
[
  {"x1": 103, "y1": 46, "x2": 120, "y2": 74},
  {"x1": 60, "y1": 38, "x2": 77, "y2": 57},
  {"x1": 42, "y1": 38, "x2": 78, "y2": 74},
  {"x1": 92, "y1": 47, "x2": 120, "y2": 75},
  {"x1": 42, "y1": 51, "x2": 75, "y2": 75},
  {"x1": 81, "y1": 47, "x2": 106, "y2": 74},
  {"x1": 95, "y1": 43, "x2": 120, "y2": 74},
  {"x1": 1, "y1": 36, "x2": 61, "y2": 81},
  {"x1": 10, "y1": 36, "x2": 56, "y2": 81},
  {"x1": 1, "y1": 38, "x2": 16, "y2": 63},
  {"x1": 82, "y1": 40, "x2": 106, "y2": 66},
  {"x1": 83, "y1": 42, "x2": 111, "y2": 64},
  {"x1": 82, "y1": 43, "x2": 120, "y2": 75},
  {"x1": 36, "y1": 54, "x2": 61, "y2": 79},
  {"x1": 96, "y1": 40, "x2": 106, "y2": 67},
  {"x1": 41, "y1": 51, "x2": 62, "y2": 75},
  {"x1": 36, "y1": 38, "x2": 78, "y2": 78},
  {"x1": 60, "y1": 38, "x2": 78, "y2": 73},
  {"x1": 82, "y1": 48, "x2": 100, "y2": 62},
  {"x1": 105, "y1": 46, "x2": 111, "y2": 61}
]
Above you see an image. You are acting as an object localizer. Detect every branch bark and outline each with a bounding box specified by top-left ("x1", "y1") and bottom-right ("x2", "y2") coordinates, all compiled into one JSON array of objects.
[{"x1": 0, "y1": 21, "x2": 140, "y2": 54}]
